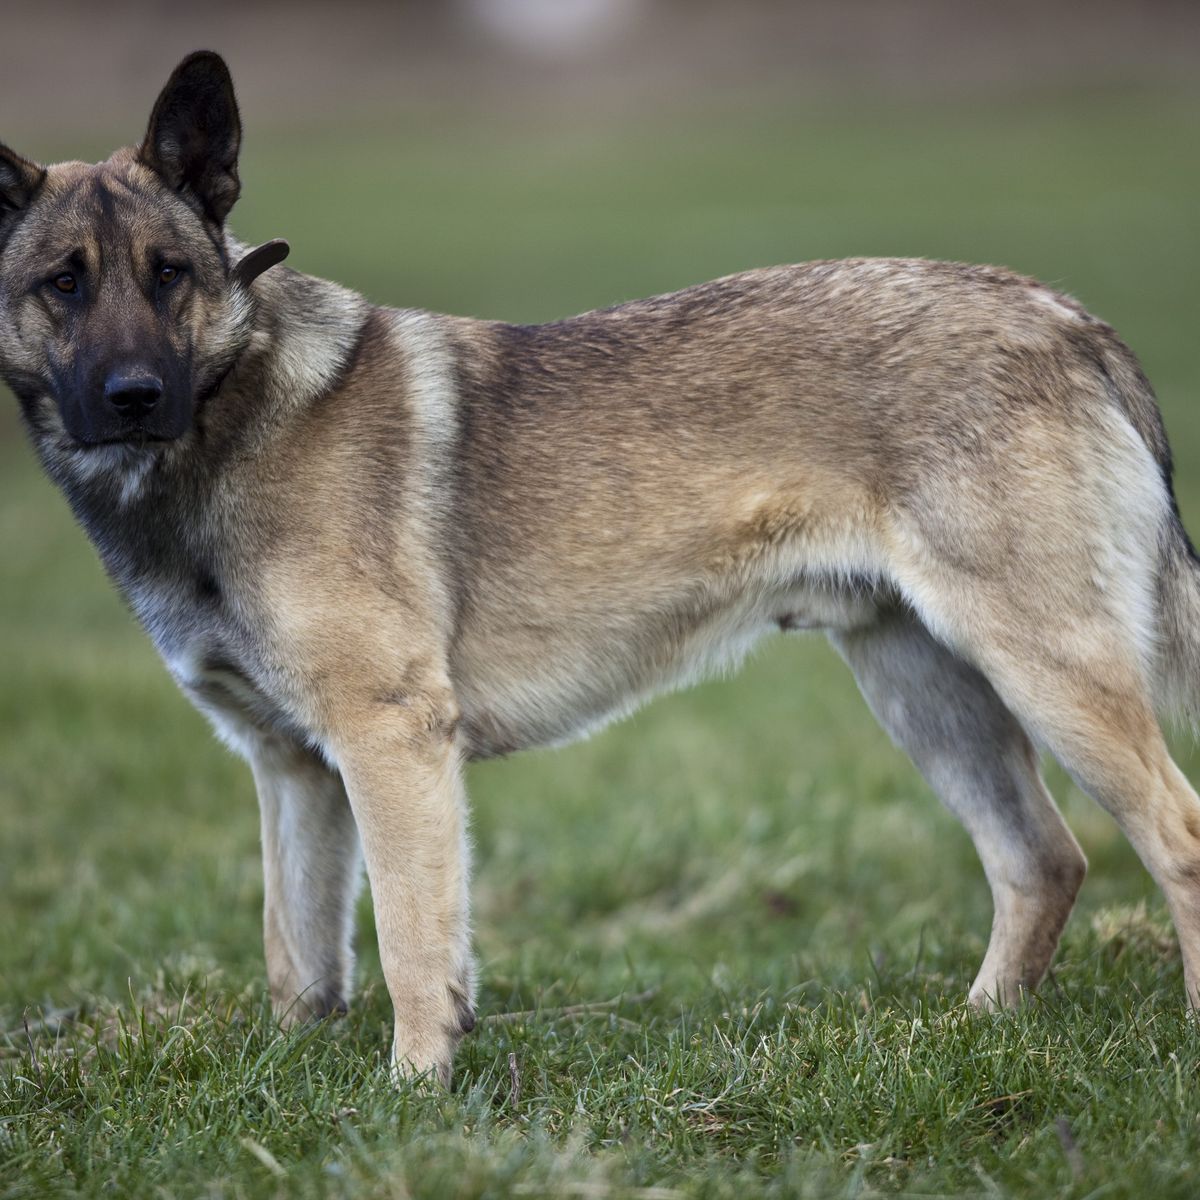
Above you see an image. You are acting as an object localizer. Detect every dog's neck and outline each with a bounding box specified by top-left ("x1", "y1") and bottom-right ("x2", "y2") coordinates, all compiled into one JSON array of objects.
[{"x1": 206, "y1": 234, "x2": 374, "y2": 454}]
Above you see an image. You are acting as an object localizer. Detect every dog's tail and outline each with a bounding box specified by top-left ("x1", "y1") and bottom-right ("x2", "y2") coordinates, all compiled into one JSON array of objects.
[
  {"x1": 1155, "y1": 516, "x2": 1200, "y2": 724},
  {"x1": 1101, "y1": 329, "x2": 1200, "y2": 724},
  {"x1": 1080, "y1": 324, "x2": 1200, "y2": 720}
]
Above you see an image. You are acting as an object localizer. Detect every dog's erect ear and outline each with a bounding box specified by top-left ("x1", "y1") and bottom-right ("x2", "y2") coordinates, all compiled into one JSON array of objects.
[
  {"x1": 139, "y1": 51, "x2": 242, "y2": 224},
  {"x1": 0, "y1": 143, "x2": 46, "y2": 224}
]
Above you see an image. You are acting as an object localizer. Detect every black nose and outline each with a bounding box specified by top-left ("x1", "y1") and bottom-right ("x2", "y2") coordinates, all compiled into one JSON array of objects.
[{"x1": 105, "y1": 373, "x2": 163, "y2": 417}]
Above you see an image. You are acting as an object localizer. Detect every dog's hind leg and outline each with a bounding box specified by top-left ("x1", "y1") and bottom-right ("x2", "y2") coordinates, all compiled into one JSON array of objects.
[
  {"x1": 248, "y1": 737, "x2": 362, "y2": 1024},
  {"x1": 832, "y1": 614, "x2": 1087, "y2": 1007},
  {"x1": 894, "y1": 547, "x2": 1200, "y2": 1007}
]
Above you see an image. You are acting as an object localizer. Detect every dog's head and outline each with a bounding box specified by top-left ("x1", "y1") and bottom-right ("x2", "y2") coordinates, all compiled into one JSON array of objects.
[{"x1": 0, "y1": 52, "x2": 255, "y2": 453}]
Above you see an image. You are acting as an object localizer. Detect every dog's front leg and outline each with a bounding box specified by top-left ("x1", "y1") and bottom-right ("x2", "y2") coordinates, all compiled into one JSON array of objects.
[
  {"x1": 326, "y1": 681, "x2": 474, "y2": 1086},
  {"x1": 247, "y1": 736, "x2": 362, "y2": 1024}
]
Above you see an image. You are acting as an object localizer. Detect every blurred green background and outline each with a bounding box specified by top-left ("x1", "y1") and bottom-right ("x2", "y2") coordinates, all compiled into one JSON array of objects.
[{"x1": 2, "y1": 4, "x2": 1200, "y2": 1196}]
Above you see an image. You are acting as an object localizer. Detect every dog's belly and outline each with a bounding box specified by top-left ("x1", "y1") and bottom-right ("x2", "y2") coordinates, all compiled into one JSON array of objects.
[{"x1": 453, "y1": 575, "x2": 886, "y2": 759}]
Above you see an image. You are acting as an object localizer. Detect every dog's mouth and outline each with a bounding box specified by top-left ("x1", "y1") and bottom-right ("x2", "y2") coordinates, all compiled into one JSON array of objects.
[
  {"x1": 75, "y1": 432, "x2": 178, "y2": 447},
  {"x1": 60, "y1": 427, "x2": 181, "y2": 453},
  {"x1": 79, "y1": 434, "x2": 176, "y2": 448}
]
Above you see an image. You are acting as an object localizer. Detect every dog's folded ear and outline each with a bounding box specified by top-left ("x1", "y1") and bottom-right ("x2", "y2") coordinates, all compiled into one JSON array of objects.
[
  {"x1": 140, "y1": 50, "x2": 242, "y2": 225},
  {"x1": 0, "y1": 143, "x2": 46, "y2": 222}
]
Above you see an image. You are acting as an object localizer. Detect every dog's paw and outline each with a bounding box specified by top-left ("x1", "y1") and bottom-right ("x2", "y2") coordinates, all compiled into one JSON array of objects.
[
  {"x1": 273, "y1": 985, "x2": 349, "y2": 1028},
  {"x1": 389, "y1": 979, "x2": 476, "y2": 1088},
  {"x1": 389, "y1": 1031, "x2": 456, "y2": 1088}
]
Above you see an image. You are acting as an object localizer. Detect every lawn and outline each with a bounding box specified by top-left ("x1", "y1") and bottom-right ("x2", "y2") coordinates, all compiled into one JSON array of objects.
[{"x1": 2, "y1": 85, "x2": 1200, "y2": 1198}]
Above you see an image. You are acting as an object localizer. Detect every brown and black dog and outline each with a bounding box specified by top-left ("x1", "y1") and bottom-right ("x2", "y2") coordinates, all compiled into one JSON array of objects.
[{"x1": 4, "y1": 51, "x2": 1200, "y2": 1085}]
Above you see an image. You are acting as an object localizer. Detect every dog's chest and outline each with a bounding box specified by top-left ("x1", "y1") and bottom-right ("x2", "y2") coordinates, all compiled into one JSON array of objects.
[
  {"x1": 132, "y1": 575, "x2": 308, "y2": 756},
  {"x1": 166, "y1": 632, "x2": 310, "y2": 755}
]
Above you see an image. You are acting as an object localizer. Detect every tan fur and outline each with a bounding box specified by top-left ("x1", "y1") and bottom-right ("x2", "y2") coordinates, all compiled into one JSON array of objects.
[{"x1": 8, "y1": 56, "x2": 1200, "y2": 1086}]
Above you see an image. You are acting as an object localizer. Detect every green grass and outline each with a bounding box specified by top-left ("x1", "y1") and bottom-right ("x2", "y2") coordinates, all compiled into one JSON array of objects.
[{"x1": 3, "y1": 86, "x2": 1200, "y2": 1197}]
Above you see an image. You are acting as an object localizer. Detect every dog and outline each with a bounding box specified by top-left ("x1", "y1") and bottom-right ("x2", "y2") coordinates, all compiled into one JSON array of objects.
[{"x1": 4, "y1": 50, "x2": 1200, "y2": 1086}]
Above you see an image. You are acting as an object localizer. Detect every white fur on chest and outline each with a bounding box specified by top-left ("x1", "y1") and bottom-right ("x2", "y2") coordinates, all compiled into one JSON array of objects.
[{"x1": 166, "y1": 638, "x2": 298, "y2": 759}]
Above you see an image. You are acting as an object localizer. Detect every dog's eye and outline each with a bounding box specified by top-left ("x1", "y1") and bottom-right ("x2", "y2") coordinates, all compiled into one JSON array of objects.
[
  {"x1": 53, "y1": 273, "x2": 77, "y2": 295},
  {"x1": 159, "y1": 265, "x2": 181, "y2": 287}
]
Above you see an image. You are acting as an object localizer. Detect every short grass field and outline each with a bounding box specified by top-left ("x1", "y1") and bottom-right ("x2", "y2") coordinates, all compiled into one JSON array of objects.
[{"x1": 3, "y1": 86, "x2": 1200, "y2": 1198}]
